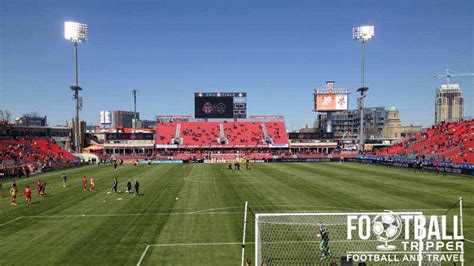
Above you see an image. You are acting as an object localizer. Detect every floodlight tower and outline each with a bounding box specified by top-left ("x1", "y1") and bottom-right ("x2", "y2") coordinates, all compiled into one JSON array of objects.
[
  {"x1": 353, "y1": 25, "x2": 374, "y2": 152},
  {"x1": 64, "y1": 21, "x2": 87, "y2": 153},
  {"x1": 132, "y1": 89, "x2": 140, "y2": 132}
]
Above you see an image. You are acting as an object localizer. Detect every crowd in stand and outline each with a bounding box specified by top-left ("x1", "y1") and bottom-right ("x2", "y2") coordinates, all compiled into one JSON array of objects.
[
  {"x1": 0, "y1": 138, "x2": 76, "y2": 169},
  {"x1": 377, "y1": 120, "x2": 474, "y2": 164}
]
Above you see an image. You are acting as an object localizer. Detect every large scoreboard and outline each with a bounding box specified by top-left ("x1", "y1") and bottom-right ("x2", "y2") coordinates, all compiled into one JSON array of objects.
[
  {"x1": 195, "y1": 92, "x2": 247, "y2": 119},
  {"x1": 314, "y1": 81, "x2": 348, "y2": 112}
]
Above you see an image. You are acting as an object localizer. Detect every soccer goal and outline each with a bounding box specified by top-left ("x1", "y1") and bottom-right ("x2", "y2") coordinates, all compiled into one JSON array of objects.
[{"x1": 254, "y1": 212, "x2": 443, "y2": 266}]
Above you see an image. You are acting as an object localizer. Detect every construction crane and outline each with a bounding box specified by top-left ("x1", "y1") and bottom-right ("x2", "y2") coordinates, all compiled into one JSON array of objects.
[{"x1": 433, "y1": 69, "x2": 474, "y2": 86}]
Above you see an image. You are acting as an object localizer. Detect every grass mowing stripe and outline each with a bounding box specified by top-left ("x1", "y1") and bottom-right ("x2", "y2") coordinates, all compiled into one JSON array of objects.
[
  {"x1": 0, "y1": 163, "x2": 472, "y2": 264},
  {"x1": 282, "y1": 163, "x2": 464, "y2": 209}
]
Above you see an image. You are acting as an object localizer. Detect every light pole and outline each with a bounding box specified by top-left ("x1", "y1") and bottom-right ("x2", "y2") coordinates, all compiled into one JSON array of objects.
[
  {"x1": 132, "y1": 89, "x2": 140, "y2": 132},
  {"x1": 353, "y1": 25, "x2": 374, "y2": 153},
  {"x1": 64, "y1": 21, "x2": 87, "y2": 153}
]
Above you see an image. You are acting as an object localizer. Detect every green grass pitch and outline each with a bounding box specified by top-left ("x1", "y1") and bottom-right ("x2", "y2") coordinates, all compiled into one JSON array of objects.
[{"x1": 0, "y1": 162, "x2": 472, "y2": 265}]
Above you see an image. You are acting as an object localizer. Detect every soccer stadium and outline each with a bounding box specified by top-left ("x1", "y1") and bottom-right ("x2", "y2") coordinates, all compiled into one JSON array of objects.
[{"x1": 1, "y1": 1, "x2": 473, "y2": 265}]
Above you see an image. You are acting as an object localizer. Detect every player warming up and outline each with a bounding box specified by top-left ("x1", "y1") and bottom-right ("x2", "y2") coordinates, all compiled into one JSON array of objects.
[
  {"x1": 134, "y1": 179, "x2": 140, "y2": 196},
  {"x1": 36, "y1": 179, "x2": 41, "y2": 195},
  {"x1": 61, "y1": 173, "x2": 68, "y2": 187},
  {"x1": 90, "y1": 176, "x2": 95, "y2": 191},
  {"x1": 109, "y1": 177, "x2": 118, "y2": 194},
  {"x1": 126, "y1": 178, "x2": 132, "y2": 193},
  {"x1": 9, "y1": 184, "x2": 18, "y2": 206},
  {"x1": 24, "y1": 185, "x2": 32, "y2": 205},
  {"x1": 316, "y1": 223, "x2": 331, "y2": 261},
  {"x1": 39, "y1": 182, "x2": 47, "y2": 196},
  {"x1": 82, "y1": 176, "x2": 88, "y2": 191}
]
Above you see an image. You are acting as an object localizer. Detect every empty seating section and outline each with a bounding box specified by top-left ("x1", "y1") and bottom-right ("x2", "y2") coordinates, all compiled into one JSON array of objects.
[
  {"x1": 0, "y1": 138, "x2": 76, "y2": 164},
  {"x1": 156, "y1": 121, "x2": 288, "y2": 147},
  {"x1": 377, "y1": 120, "x2": 474, "y2": 163},
  {"x1": 155, "y1": 122, "x2": 177, "y2": 144},
  {"x1": 224, "y1": 122, "x2": 262, "y2": 146},
  {"x1": 180, "y1": 122, "x2": 220, "y2": 146},
  {"x1": 264, "y1": 122, "x2": 287, "y2": 144}
]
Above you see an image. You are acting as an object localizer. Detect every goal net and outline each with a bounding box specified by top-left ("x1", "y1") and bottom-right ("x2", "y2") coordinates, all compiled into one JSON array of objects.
[{"x1": 255, "y1": 212, "x2": 442, "y2": 266}]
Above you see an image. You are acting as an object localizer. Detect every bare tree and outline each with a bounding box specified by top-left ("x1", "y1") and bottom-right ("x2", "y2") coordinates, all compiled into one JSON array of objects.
[
  {"x1": 0, "y1": 110, "x2": 13, "y2": 123},
  {"x1": 23, "y1": 112, "x2": 41, "y2": 118}
]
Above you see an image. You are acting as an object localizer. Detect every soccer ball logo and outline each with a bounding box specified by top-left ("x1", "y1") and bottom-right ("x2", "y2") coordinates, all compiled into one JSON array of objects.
[{"x1": 372, "y1": 211, "x2": 402, "y2": 251}]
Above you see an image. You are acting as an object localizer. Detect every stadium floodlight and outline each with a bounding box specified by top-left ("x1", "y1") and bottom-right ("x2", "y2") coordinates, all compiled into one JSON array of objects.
[
  {"x1": 64, "y1": 21, "x2": 88, "y2": 153},
  {"x1": 132, "y1": 89, "x2": 140, "y2": 133},
  {"x1": 64, "y1": 21, "x2": 88, "y2": 42},
  {"x1": 352, "y1": 25, "x2": 374, "y2": 41},
  {"x1": 353, "y1": 25, "x2": 374, "y2": 153}
]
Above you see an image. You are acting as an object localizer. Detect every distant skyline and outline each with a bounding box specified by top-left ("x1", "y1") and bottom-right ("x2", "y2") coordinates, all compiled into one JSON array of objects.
[{"x1": 1, "y1": 0, "x2": 473, "y2": 130}]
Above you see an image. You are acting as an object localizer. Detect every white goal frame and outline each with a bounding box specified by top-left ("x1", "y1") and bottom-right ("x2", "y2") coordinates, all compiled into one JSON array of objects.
[{"x1": 254, "y1": 211, "x2": 427, "y2": 266}]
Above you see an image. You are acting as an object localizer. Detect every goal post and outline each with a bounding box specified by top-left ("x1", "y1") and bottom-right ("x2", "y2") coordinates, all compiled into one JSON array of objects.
[{"x1": 255, "y1": 211, "x2": 441, "y2": 266}]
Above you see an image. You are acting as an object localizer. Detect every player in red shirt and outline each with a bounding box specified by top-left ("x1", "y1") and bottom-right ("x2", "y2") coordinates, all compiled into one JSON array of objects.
[
  {"x1": 24, "y1": 185, "x2": 32, "y2": 205},
  {"x1": 82, "y1": 176, "x2": 88, "y2": 191},
  {"x1": 36, "y1": 179, "x2": 41, "y2": 195}
]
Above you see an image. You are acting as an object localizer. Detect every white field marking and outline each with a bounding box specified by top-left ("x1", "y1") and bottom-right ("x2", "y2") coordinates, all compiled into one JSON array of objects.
[
  {"x1": 251, "y1": 204, "x2": 474, "y2": 212},
  {"x1": 137, "y1": 242, "x2": 254, "y2": 266},
  {"x1": 183, "y1": 176, "x2": 298, "y2": 184},
  {"x1": 17, "y1": 204, "x2": 346, "y2": 220},
  {"x1": 187, "y1": 204, "x2": 355, "y2": 215},
  {"x1": 16, "y1": 203, "x2": 469, "y2": 220},
  {"x1": 136, "y1": 245, "x2": 150, "y2": 266},
  {"x1": 465, "y1": 238, "x2": 474, "y2": 243},
  {"x1": 186, "y1": 206, "x2": 241, "y2": 214},
  {"x1": 17, "y1": 205, "x2": 352, "y2": 220},
  {"x1": 149, "y1": 242, "x2": 254, "y2": 247},
  {"x1": 261, "y1": 240, "x2": 379, "y2": 244},
  {"x1": 21, "y1": 211, "x2": 244, "y2": 219},
  {"x1": 0, "y1": 216, "x2": 23, "y2": 227},
  {"x1": 12, "y1": 203, "x2": 472, "y2": 220},
  {"x1": 0, "y1": 165, "x2": 96, "y2": 185}
]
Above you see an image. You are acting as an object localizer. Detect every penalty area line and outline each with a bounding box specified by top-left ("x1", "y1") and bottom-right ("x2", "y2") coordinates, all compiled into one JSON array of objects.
[
  {"x1": 137, "y1": 245, "x2": 150, "y2": 266},
  {"x1": 149, "y1": 242, "x2": 254, "y2": 247},
  {"x1": 21, "y1": 211, "x2": 244, "y2": 219},
  {"x1": 0, "y1": 216, "x2": 23, "y2": 227},
  {"x1": 137, "y1": 242, "x2": 254, "y2": 265}
]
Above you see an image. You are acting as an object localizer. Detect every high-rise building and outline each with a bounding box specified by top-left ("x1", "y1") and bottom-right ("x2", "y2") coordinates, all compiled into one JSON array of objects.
[
  {"x1": 113, "y1": 111, "x2": 140, "y2": 128},
  {"x1": 316, "y1": 106, "x2": 387, "y2": 138},
  {"x1": 435, "y1": 84, "x2": 464, "y2": 124}
]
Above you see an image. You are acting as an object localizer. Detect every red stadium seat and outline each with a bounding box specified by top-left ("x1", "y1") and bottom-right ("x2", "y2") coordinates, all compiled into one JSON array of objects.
[
  {"x1": 377, "y1": 120, "x2": 474, "y2": 164},
  {"x1": 155, "y1": 120, "x2": 289, "y2": 147}
]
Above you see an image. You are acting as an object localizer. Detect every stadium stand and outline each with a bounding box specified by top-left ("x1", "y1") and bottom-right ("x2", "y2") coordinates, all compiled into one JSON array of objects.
[
  {"x1": 155, "y1": 120, "x2": 288, "y2": 147},
  {"x1": 377, "y1": 119, "x2": 474, "y2": 163},
  {"x1": 0, "y1": 138, "x2": 76, "y2": 166},
  {"x1": 153, "y1": 118, "x2": 289, "y2": 161}
]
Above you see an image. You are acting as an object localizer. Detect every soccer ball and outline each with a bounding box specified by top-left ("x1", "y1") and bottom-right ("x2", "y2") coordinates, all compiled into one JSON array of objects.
[{"x1": 372, "y1": 212, "x2": 402, "y2": 242}]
